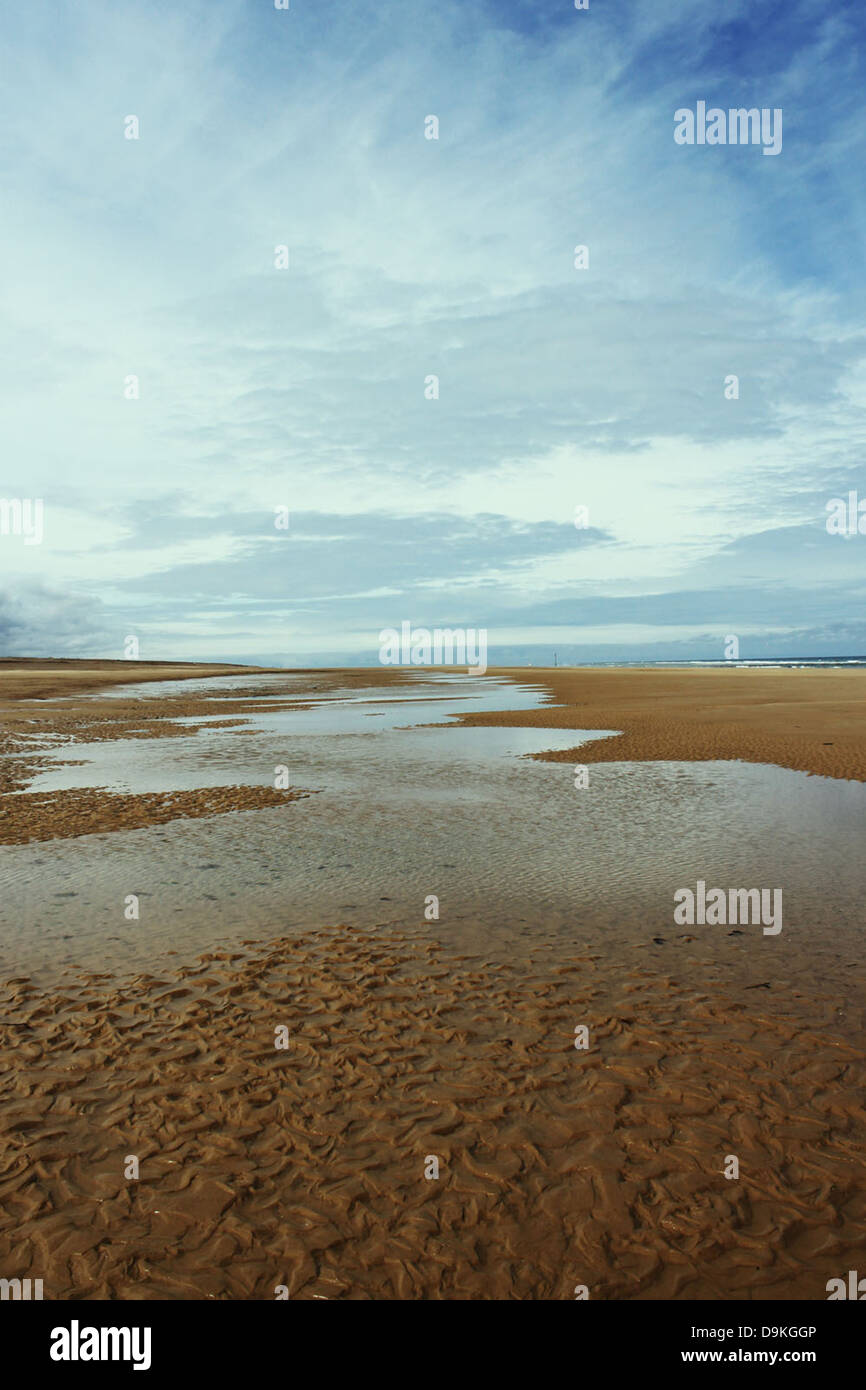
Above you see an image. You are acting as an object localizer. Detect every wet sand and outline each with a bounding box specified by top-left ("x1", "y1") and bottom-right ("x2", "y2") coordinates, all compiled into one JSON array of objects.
[
  {"x1": 0, "y1": 661, "x2": 411, "y2": 842},
  {"x1": 2, "y1": 924, "x2": 863, "y2": 1300},
  {"x1": 0, "y1": 658, "x2": 272, "y2": 702},
  {"x1": 0, "y1": 784, "x2": 313, "y2": 844},
  {"x1": 4, "y1": 662, "x2": 864, "y2": 846},
  {"x1": 0, "y1": 661, "x2": 864, "y2": 1299},
  {"x1": 463, "y1": 666, "x2": 866, "y2": 783}
]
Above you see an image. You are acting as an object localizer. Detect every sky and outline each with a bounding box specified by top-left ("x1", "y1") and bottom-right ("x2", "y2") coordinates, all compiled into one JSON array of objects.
[{"x1": 1, "y1": 0, "x2": 864, "y2": 665}]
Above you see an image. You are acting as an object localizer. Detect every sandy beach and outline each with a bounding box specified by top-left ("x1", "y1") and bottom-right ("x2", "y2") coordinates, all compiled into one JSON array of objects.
[
  {"x1": 1, "y1": 661, "x2": 864, "y2": 1300},
  {"x1": 461, "y1": 666, "x2": 866, "y2": 784},
  {"x1": 0, "y1": 660, "x2": 409, "y2": 842},
  {"x1": 2, "y1": 923, "x2": 864, "y2": 1301}
]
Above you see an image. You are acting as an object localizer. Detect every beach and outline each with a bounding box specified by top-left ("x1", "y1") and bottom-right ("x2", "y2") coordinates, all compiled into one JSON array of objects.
[
  {"x1": 1, "y1": 661, "x2": 864, "y2": 1300},
  {"x1": 459, "y1": 665, "x2": 866, "y2": 783}
]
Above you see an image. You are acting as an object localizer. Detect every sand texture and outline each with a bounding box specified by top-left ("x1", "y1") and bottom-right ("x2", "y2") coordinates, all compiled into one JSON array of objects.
[
  {"x1": 0, "y1": 659, "x2": 272, "y2": 701},
  {"x1": 0, "y1": 925, "x2": 863, "y2": 1300},
  {"x1": 0, "y1": 660, "x2": 410, "y2": 843},
  {"x1": 0, "y1": 785, "x2": 312, "y2": 844},
  {"x1": 455, "y1": 666, "x2": 866, "y2": 783},
  {"x1": 0, "y1": 661, "x2": 863, "y2": 1300}
]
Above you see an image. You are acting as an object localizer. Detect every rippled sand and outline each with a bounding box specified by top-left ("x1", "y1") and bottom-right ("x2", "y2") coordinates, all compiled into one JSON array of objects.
[
  {"x1": 0, "y1": 785, "x2": 312, "y2": 844},
  {"x1": 1, "y1": 925, "x2": 863, "y2": 1300},
  {"x1": 1, "y1": 662, "x2": 864, "y2": 1300}
]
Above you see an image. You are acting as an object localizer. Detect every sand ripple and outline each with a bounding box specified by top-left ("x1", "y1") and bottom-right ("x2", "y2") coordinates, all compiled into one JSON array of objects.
[
  {"x1": 1, "y1": 926, "x2": 863, "y2": 1300},
  {"x1": 0, "y1": 785, "x2": 311, "y2": 844}
]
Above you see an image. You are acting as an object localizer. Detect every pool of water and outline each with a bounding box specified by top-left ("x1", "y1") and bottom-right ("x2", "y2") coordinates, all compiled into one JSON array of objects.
[
  {"x1": 1, "y1": 672, "x2": 865, "y2": 1035},
  {"x1": 11, "y1": 673, "x2": 606, "y2": 796}
]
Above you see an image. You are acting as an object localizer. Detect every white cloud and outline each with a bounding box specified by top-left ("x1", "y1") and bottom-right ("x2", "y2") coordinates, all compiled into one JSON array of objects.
[{"x1": 0, "y1": 0, "x2": 864, "y2": 657}]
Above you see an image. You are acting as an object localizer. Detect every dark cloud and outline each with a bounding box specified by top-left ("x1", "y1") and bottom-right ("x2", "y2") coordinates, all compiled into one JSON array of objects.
[{"x1": 0, "y1": 584, "x2": 114, "y2": 657}]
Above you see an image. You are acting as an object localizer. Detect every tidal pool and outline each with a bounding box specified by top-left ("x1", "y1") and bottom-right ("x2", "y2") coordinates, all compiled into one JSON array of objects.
[{"x1": 1, "y1": 672, "x2": 864, "y2": 1041}]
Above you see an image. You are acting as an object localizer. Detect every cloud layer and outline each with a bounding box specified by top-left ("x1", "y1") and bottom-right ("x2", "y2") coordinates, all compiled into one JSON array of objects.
[{"x1": 1, "y1": 0, "x2": 864, "y2": 661}]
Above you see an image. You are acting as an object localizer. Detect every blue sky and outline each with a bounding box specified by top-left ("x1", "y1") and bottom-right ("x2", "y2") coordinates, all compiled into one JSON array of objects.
[{"x1": 1, "y1": 0, "x2": 864, "y2": 663}]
